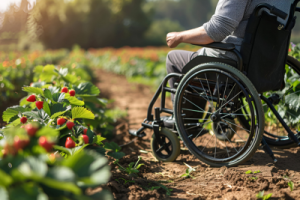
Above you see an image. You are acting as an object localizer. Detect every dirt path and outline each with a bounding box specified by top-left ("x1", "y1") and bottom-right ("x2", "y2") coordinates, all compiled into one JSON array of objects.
[{"x1": 95, "y1": 69, "x2": 300, "y2": 200}]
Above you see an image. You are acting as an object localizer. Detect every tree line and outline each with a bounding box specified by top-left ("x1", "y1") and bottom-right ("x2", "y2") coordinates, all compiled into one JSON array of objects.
[{"x1": 2, "y1": 0, "x2": 299, "y2": 50}]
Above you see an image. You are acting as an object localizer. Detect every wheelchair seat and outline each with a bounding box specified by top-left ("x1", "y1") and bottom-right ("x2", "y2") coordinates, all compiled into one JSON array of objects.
[{"x1": 182, "y1": 56, "x2": 237, "y2": 74}]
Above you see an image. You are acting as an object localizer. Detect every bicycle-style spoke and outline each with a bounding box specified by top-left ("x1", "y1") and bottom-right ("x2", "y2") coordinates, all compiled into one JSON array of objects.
[
  {"x1": 187, "y1": 84, "x2": 212, "y2": 104},
  {"x1": 183, "y1": 118, "x2": 211, "y2": 121},
  {"x1": 216, "y1": 73, "x2": 220, "y2": 105},
  {"x1": 221, "y1": 77, "x2": 228, "y2": 107},
  {"x1": 194, "y1": 122, "x2": 211, "y2": 141},
  {"x1": 183, "y1": 96, "x2": 206, "y2": 112},
  {"x1": 222, "y1": 118, "x2": 250, "y2": 133},
  {"x1": 182, "y1": 108, "x2": 210, "y2": 114},
  {"x1": 204, "y1": 73, "x2": 216, "y2": 110},
  {"x1": 220, "y1": 102, "x2": 250, "y2": 119},
  {"x1": 216, "y1": 90, "x2": 242, "y2": 113},
  {"x1": 198, "y1": 78, "x2": 214, "y2": 108}
]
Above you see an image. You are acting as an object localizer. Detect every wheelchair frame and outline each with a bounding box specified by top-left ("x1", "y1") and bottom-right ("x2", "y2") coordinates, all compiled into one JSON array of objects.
[{"x1": 129, "y1": 1, "x2": 300, "y2": 164}]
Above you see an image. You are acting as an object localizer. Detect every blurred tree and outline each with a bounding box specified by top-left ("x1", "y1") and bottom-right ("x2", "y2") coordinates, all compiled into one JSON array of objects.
[
  {"x1": 28, "y1": 0, "x2": 152, "y2": 49},
  {"x1": 145, "y1": 19, "x2": 183, "y2": 45},
  {"x1": 0, "y1": 0, "x2": 30, "y2": 33},
  {"x1": 148, "y1": 0, "x2": 213, "y2": 30}
]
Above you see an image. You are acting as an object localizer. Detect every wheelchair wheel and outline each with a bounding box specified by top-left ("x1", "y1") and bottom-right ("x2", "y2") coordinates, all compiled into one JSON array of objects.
[
  {"x1": 174, "y1": 62, "x2": 264, "y2": 167},
  {"x1": 150, "y1": 128, "x2": 181, "y2": 162},
  {"x1": 238, "y1": 56, "x2": 300, "y2": 149}
]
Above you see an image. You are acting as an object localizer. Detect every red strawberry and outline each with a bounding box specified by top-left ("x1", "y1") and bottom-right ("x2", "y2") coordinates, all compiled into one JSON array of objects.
[
  {"x1": 39, "y1": 136, "x2": 54, "y2": 152},
  {"x1": 82, "y1": 135, "x2": 89, "y2": 144},
  {"x1": 61, "y1": 87, "x2": 69, "y2": 93},
  {"x1": 20, "y1": 116, "x2": 27, "y2": 124},
  {"x1": 57, "y1": 118, "x2": 66, "y2": 126},
  {"x1": 25, "y1": 124, "x2": 39, "y2": 137},
  {"x1": 35, "y1": 101, "x2": 44, "y2": 110},
  {"x1": 13, "y1": 136, "x2": 29, "y2": 150},
  {"x1": 69, "y1": 89, "x2": 76, "y2": 96},
  {"x1": 83, "y1": 128, "x2": 88, "y2": 135},
  {"x1": 26, "y1": 95, "x2": 36, "y2": 102},
  {"x1": 66, "y1": 121, "x2": 75, "y2": 130},
  {"x1": 65, "y1": 137, "x2": 76, "y2": 148}
]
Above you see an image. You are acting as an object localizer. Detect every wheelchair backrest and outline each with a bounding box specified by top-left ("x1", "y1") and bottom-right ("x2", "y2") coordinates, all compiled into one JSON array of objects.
[{"x1": 240, "y1": 5, "x2": 295, "y2": 93}]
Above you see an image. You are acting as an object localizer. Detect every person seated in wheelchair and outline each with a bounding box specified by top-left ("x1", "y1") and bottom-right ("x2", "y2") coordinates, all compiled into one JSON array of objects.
[{"x1": 163, "y1": 0, "x2": 293, "y2": 128}]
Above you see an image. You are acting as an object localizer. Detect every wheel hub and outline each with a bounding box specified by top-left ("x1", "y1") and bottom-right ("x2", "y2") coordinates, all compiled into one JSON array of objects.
[{"x1": 210, "y1": 113, "x2": 220, "y2": 122}]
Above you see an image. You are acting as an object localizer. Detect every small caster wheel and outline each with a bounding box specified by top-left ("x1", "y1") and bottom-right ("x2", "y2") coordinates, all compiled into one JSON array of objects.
[{"x1": 150, "y1": 128, "x2": 181, "y2": 162}]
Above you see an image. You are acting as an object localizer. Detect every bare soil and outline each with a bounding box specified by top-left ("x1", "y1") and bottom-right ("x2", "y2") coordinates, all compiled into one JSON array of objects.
[{"x1": 95, "y1": 69, "x2": 300, "y2": 200}]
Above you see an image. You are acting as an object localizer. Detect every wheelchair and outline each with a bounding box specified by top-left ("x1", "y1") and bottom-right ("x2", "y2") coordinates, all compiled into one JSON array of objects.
[{"x1": 129, "y1": 1, "x2": 300, "y2": 167}]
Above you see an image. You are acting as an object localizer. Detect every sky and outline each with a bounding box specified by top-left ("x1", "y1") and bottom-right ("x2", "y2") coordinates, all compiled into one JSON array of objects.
[{"x1": 0, "y1": 0, "x2": 36, "y2": 12}]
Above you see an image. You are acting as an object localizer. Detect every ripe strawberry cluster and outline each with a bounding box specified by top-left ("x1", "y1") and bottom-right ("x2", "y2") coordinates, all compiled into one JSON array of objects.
[
  {"x1": 57, "y1": 117, "x2": 89, "y2": 148},
  {"x1": 21, "y1": 87, "x2": 76, "y2": 124},
  {"x1": 61, "y1": 87, "x2": 76, "y2": 96},
  {"x1": 1, "y1": 124, "x2": 55, "y2": 157}
]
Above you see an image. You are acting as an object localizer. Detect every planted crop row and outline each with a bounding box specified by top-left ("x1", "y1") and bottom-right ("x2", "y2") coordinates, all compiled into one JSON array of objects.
[{"x1": 0, "y1": 63, "x2": 126, "y2": 199}]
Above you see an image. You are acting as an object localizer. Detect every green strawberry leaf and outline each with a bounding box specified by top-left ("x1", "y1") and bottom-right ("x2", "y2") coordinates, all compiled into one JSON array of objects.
[
  {"x1": 22, "y1": 87, "x2": 44, "y2": 96},
  {"x1": 64, "y1": 93, "x2": 84, "y2": 106},
  {"x1": 36, "y1": 127, "x2": 59, "y2": 138},
  {"x1": 107, "y1": 152, "x2": 125, "y2": 159},
  {"x1": 52, "y1": 93, "x2": 66, "y2": 103},
  {"x1": 53, "y1": 145, "x2": 72, "y2": 156},
  {"x1": 71, "y1": 107, "x2": 95, "y2": 120},
  {"x1": 104, "y1": 142, "x2": 121, "y2": 152},
  {"x1": 75, "y1": 82, "x2": 100, "y2": 96},
  {"x1": 43, "y1": 101, "x2": 51, "y2": 117},
  {"x1": 0, "y1": 170, "x2": 13, "y2": 187},
  {"x1": 51, "y1": 110, "x2": 69, "y2": 119},
  {"x1": 93, "y1": 135, "x2": 106, "y2": 146},
  {"x1": 44, "y1": 89, "x2": 53, "y2": 100},
  {"x1": 2, "y1": 106, "x2": 30, "y2": 123}
]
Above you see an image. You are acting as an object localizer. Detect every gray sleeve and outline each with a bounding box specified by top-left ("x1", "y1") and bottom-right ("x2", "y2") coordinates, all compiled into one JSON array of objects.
[{"x1": 203, "y1": 0, "x2": 250, "y2": 42}]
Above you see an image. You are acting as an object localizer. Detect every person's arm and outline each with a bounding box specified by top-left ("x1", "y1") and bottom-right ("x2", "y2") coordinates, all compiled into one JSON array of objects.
[
  {"x1": 166, "y1": 0, "x2": 250, "y2": 48},
  {"x1": 166, "y1": 26, "x2": 214, "y2": 48}
]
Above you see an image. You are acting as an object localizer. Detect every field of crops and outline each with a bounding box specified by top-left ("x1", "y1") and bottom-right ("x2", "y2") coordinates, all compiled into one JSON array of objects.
[{"x1": 1, "y1": 45, "x2": 300, "y2": 199}]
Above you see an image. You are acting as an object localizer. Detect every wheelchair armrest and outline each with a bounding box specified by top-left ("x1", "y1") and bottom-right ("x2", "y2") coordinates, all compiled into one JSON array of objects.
[{"x1": 192, "y1": 42, "x2": 236, "y2": 51}]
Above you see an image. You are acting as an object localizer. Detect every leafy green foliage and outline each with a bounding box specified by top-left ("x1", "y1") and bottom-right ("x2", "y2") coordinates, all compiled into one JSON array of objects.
[
  {"x1": 256, "y1": 191, "x2": 273, "y2": 200},
  {"x1": 114, "y1": 156, "x2": 144, "y2": 177},
  {"x1": 72, "y1": 107, "x2": 95, "y2": 120},
  {"x1": 245, "y1": 170, "x2": 252, "y2": 174},
  {"x1": 180, "y1": 162, "x2": 196, "y2": 179},
  {"x1": 288, "y1": 181, "x2": 294, "y2": 192}
]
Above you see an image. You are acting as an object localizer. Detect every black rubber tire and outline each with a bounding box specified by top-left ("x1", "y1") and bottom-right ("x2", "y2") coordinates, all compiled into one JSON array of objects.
[
  {"x1": 265, "y1": 56, "x2": 300, "y2": 149},
  {"x1": 150, "y1": 128, "x2": 181, "y2": 162},
  {"x1": 174, "y1": 62, "x2": 264, "y2": 167},
  {"x1": 238, "y1": 56, "x2": 300, "y2": 149}
]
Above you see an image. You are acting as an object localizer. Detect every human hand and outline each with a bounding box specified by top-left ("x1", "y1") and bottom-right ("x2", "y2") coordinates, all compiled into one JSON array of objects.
[{"x1": 166, "y1": 32, "x2": 182, "y2": 48}]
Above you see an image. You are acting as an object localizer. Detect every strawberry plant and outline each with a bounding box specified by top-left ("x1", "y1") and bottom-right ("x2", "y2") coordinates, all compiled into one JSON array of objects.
[
  {"x1": 113, "y1": 156, "x2": 144, "y2": 177},
  {"x1": 0, "y1": 126, "x2": 113, "y2": 200},
  {"x1": 1, "y1": 64, "x2": 125, "y2": 160}
]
